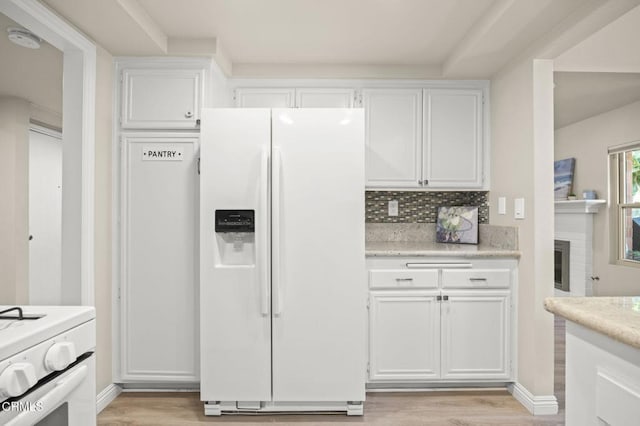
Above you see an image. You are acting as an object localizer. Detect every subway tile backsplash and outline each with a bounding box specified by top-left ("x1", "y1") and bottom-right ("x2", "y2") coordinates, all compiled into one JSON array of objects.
[{"x1": 365, "y1": 191, "x2": 489, "y2": 223}]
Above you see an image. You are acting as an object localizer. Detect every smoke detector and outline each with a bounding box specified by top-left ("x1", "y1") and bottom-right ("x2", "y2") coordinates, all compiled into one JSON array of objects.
[{"x1": 7, "y1": 27, "x2": 41, "y2": 49}]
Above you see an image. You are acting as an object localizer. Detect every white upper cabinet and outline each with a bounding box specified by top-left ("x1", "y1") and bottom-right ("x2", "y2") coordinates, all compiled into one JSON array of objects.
[
  {"x1": 363, "y1": 88, "x2": 423, "y2": 188},
  {"x1": 424, "y1": 89, "x2": 483, "y2": 188},
  {"x1": 233, "y1": 83, "x2": 488, "y2": 189},
  {"x1": 121, "y1": 68, "x2": 204, "y2": 129},
  {"x1": 235, "y1": 88, "x2": 295, "y2": 107},
  {"x1": 235, "y1": 88, "x2": 354, "y2": 108},
  {"x1": 296, "y1": 88, "x2": 355, "y2": 107}
]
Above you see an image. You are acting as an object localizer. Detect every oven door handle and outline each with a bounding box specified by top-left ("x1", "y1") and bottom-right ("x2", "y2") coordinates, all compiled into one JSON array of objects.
[{"x1": 6, "y1": 365, "x2": 88, "y2": 426}]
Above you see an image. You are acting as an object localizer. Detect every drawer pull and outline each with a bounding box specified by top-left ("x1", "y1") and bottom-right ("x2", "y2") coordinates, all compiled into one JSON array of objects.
[
  {"x1": 469, "y1": 278, "x2": 488, "y2": 282},
  {"x1": 395, "y1": 278, "x2": 414, "y2": 282},
  {"x1": 406, "y1": 263, "x2": 472, "y2": 269}
]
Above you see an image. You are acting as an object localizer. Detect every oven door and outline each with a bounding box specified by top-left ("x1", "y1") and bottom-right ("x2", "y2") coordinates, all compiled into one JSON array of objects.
[{"x1": 0, "y1": 355, "x2": 95, "y2": 426}]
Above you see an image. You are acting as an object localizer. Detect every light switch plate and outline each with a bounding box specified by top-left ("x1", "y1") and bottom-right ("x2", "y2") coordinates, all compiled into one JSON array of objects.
[
  {"x1": 514, "y1": 198, "x2": 525, "y2": 219},
  {"x1": 388, "y1": 200, "x2": 399, "y2": 216},
  {"x1": 498, "y1": 197, "x2": 506, "y2": 215}
]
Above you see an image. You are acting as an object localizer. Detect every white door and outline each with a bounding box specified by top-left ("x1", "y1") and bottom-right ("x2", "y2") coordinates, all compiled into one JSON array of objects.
[
  {"x1": 440, "y1": 291, "x2": 510, "y2": 380},
  {"x1": 121, "y1": 134, "x2": 199, "y2": 382},
  {"x1": 199, "y1": 109, "x2": 272, "y2": 402},
  {"x1": 362, "y1": 88, "x2": 422, "y2": 188},
  {"x1": 121, "y1": 69, "x2": 203, "y2": 129},
  {"x1": 296, "y1": 88, "x2": 355, "y2": 107},
  {"x1": 369, "y1": 290, "x2": 440, "y2": 381},
  {"x1": 28, "y1": 127, "x2": 62, "y2": 305},
  {"x1": 424, "y1": 89, "x2": 483, "y2": 188},
  {"x1": 235, "y1": 88, "x2": 295, "y2": 107},
  {"x1": 271, "y1": 108, "x2": 366, "y2": 402}
]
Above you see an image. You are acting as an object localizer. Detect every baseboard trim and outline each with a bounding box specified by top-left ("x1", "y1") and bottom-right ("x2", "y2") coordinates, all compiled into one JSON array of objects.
[
  {"x1": 508, "y1": 382, "x2": 558, "y2": 415},
  {"x1": 97, "y1": 383, "x2": 122, "y2": 413}
]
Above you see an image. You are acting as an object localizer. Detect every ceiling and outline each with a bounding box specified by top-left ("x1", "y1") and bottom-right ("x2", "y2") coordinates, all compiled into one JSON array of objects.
[
  {"x1": 5, "y1": 0, "x2": 640, "y2": 131},
  {"x1": 554, "y1": 72, "x2": 640, "y2": 129},
  {"x1": 553, "y1": 5, "x2": 640, "y2": 129},
  {"x1": 0, "y1": 13, "x2": 62, "y2": 117},
  {"x1": 42, "y1": 0, "x2": 591, "y2": 78}
]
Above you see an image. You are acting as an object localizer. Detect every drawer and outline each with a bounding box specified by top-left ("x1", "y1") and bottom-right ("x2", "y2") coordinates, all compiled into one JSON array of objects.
[
  {"x1": 441, "y1": 269, "x2": 510, "y2": 289},
  {"x1": 369, "y1": 269, "x2": 439, "y2": 289}
]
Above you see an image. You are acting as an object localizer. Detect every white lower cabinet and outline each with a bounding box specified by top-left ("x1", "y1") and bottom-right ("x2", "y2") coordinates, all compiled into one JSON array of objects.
[
  {"x1": 369, "y1": 291, "x2": 440, "y2": 381},
  {"x1": 441, "y1": 291, "x2": 510, "y2": 380},
  {"x1": 367, "y1": 258, "x2": 515, "y2": 384}
]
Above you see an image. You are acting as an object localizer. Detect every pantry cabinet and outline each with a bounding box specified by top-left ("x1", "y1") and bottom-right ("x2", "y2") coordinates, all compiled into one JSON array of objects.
[
  {"x1": 115, "y1": 58, "x2": 208, "y2": 383},
  {"x1": 366, "y1": 258, "x2": 515, "y2": 384},
  {"x1": 121, "y1": 68, "x2": 205, "y2": 129},
  {"x1": 120, "y1": 134, "x2": 199, "y2": 382}
]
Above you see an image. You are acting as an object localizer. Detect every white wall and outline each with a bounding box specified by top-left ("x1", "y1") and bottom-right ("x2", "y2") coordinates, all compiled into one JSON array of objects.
[
  {"x1": 0, "y1": 13, "x2": 62, "y2": 128},
  {"x1": 0, "y1": 97, "x2": 30, "y2": 305},
  {"x1": 554, "y1": 5, "x2": 640, "y2": 73},
  {"x1": 491, "y1": 59, "x2": 556, "y2": 400},
  {"x1": 555, "y1": 100, "x2": 640, "y2": 295},
  {"x1": 94, "y1": 45, "x2": 114, "y2": 394}
]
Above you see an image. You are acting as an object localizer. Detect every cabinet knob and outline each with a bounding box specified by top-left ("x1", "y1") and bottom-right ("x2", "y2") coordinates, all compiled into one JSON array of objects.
[
  {"x1": 418, "y1": 180, "x2": 423, "y2": 185},
  {"x1": 185, "y1": 111, "x2": 193, "y2": 118}
]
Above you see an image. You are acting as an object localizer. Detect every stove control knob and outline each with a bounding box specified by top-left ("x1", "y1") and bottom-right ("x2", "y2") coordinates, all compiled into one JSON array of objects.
[
  {"x1": 45, "y1": 342, "x2": 77, "y2": 371},
  {"x1": 0, "y1": 363, "x2": 37, "y2": 398}
]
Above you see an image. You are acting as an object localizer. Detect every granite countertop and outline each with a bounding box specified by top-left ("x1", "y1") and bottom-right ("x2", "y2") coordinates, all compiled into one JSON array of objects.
[
  {"x1": 545, "y1": 297, "x2": 640, "y2": 350},
  {"x1": 365, "y1": 241, "x2": 521, "y2": 258}
]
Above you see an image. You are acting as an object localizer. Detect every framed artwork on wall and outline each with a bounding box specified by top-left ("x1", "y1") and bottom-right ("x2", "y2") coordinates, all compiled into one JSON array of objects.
[
  {"x1": 554, "y1": 158, "x2": 576, "y2": 200},
  {"x1": 436, "y1": 206, "x2": 479, "y2": 244}
]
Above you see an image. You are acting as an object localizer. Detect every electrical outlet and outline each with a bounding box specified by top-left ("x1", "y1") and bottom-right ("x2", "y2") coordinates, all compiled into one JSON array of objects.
[{"x1": 388, "y1": 200, "x2": 399, "y2": 216}]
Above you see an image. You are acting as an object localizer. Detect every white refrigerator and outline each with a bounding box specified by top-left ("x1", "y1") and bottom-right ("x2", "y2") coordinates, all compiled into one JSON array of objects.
[{"x1": 199, "y1": 108, "x2": 366, "y2": 415}]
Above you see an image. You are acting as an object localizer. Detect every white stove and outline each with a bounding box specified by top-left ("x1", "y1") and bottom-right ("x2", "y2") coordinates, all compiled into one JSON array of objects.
[{"x1": 0, "y1": 305, "x2": 96, "y2": 426}]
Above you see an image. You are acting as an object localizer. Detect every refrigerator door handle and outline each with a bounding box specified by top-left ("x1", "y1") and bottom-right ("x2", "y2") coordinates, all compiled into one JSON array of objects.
[
  {"x1": 272, "y1": 147, "x2": 283, "y2": 316},
  {"x1": 260, "y1": 147, "x2": 270, "y2": 316}
]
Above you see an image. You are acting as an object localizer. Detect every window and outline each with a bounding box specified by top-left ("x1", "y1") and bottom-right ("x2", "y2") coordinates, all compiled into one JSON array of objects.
[{"x1": 611, "y1": 143, "x2": 640, "y2": 265}]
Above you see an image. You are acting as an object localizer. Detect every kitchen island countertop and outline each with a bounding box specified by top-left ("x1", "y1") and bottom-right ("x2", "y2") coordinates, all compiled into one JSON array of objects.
[
  {"x1": 365, "y1": 241, "x2": 521, "y2": 258},
  {"x1": 545, "y1": 296, "x2": 640, "y2": 350}
]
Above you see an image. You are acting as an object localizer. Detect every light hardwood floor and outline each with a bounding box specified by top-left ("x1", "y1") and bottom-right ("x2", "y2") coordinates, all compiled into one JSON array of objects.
[{"x1": 99, "y1": 320, "x2": 567, "y2": 425}]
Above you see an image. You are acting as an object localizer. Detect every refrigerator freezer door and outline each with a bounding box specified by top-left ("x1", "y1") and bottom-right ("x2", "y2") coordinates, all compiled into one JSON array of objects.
[
  {"x1": 199, "y1": 108, "x2": 271, "y2": 402},
  {"x1": 271, "y1": 109, "x2": 366, "y2": 402}
]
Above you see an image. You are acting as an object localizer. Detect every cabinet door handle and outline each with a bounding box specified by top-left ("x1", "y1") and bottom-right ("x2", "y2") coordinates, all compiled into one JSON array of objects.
[
  {"x1": 469, "y1": 278, "x2": 488, "y2": 282},
  {"x1": 395, "y1": 278, "x2": 413, "y2": 282},
  {"x1": 418, "y1": 180, "x2": 423, "y2": 185},
  {"x1": 436, "y1": 295, "x2": 442, "y2": 301},
  {"x1": 406, "y1": 263, "x2": 472, "y2": 269},
  {"x1": 443, "y1": 295, "x2": 449, "y2": 301},
  {"x1": 185, "y1": 111, "x2": 193, "y2": 118}
]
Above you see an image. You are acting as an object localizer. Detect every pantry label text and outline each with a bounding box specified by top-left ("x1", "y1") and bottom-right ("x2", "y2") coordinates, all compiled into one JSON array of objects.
[{"x1": 142, "y1": 146, "x2": 184, "y2": 161}]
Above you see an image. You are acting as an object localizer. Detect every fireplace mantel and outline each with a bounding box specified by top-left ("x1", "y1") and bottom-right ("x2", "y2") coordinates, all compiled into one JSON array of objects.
[{"x1": 554, "y1": 199, "x2": 606, "y2": 214}]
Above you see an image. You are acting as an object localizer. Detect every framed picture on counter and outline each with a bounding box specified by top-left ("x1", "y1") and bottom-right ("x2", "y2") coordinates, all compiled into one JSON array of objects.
[{"x1": 436, "y1": 206, "x2": 479, "y2": 244}]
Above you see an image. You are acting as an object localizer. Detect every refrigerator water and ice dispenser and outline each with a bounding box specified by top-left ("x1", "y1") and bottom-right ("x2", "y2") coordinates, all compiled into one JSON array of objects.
[{"x1": 214, "y1": 210, "x2": 256, "y2": 265}]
